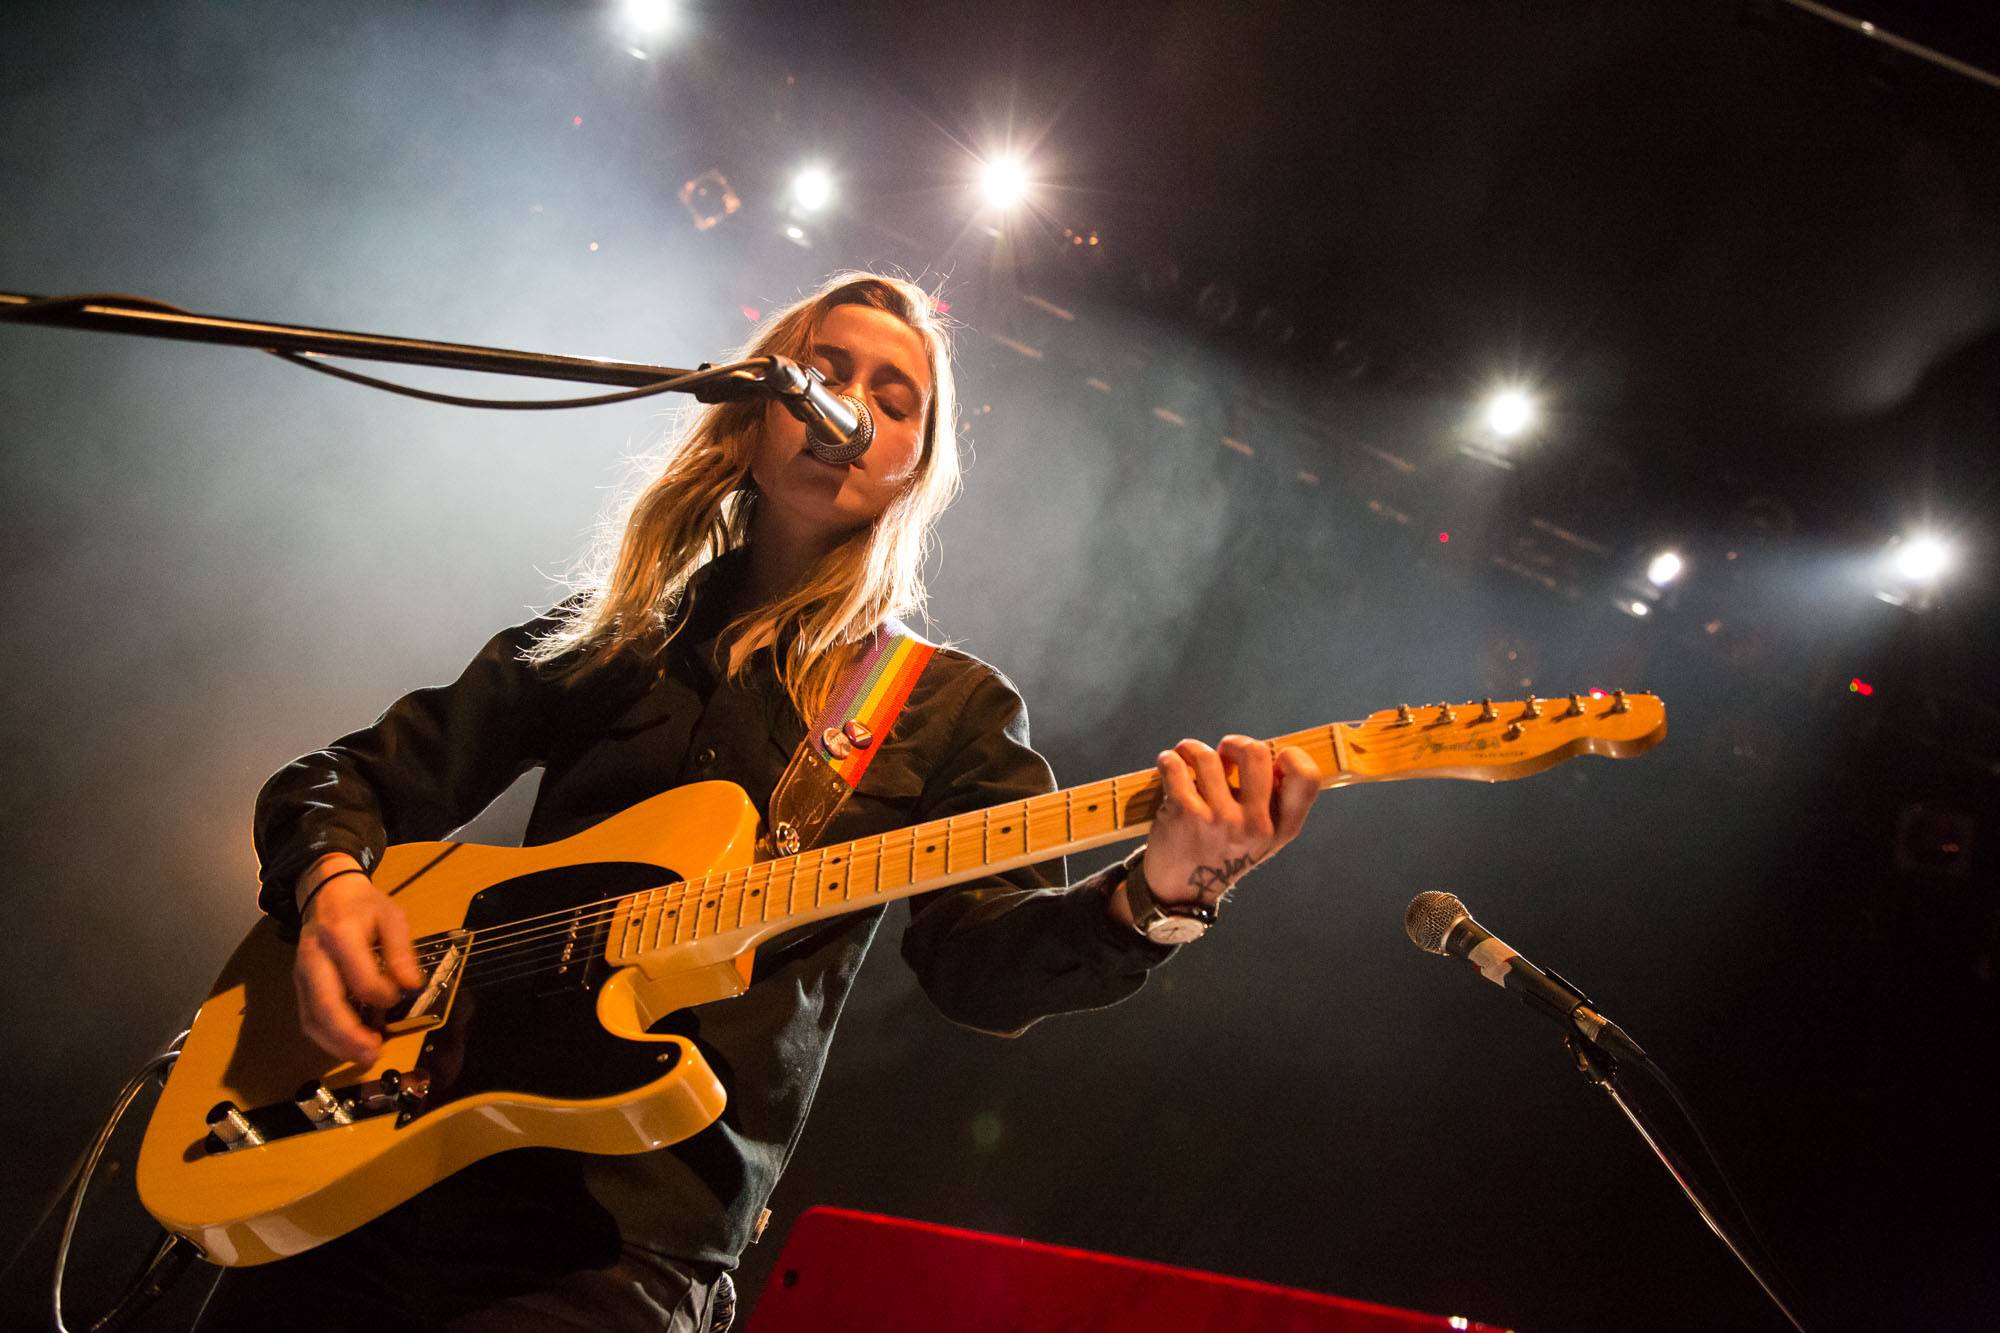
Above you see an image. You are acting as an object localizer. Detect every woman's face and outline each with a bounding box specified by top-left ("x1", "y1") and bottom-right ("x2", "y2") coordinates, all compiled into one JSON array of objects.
[{"x1": 750, "y1": 302, "x2": 932, "y2": 545}]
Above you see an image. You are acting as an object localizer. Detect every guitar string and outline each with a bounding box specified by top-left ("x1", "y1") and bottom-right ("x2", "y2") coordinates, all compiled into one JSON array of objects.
[
  {"x1": 452, "y1": 847, "x2": 992, "y2": 992},
  {"x1": 383, "y1": 725, "x2": 1390, "y2": 979},
  {"x1": 388, "y1": 729, "x2": 1371, "y2": 970},
  {"x1": 392, "y1": 842, "x2": 1014, "y2": 988},
  {"x1": 398, "y1": 814, "x2": 1029, "y2": 971},
  {"x1": 398, "y1": 782, "x2": 1160, "y2": 971},
  {"x1": 352, "y1": 719, "x2": 1634, "y2": 999},
  {"x1": 407, "y1": 804, "x2": 1116, "y2": 990},
  {"x1": 400, "y1": 831, "x2": 947, "y2": 965},
  {"x1": 415, "y1": 774, "x2": 1185, "y2": 993},
  {"x1": 369, "y1": 712, "x2": 1593, "y2": 971},
  {"x1": 395, "y1": 784, "x2": 1114, "y2": 962}
]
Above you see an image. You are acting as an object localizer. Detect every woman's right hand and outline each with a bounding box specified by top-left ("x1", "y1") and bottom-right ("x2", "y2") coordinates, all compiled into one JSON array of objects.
[{"x1": 292, "y1": 855, "x2": 424, "y2": 1065}]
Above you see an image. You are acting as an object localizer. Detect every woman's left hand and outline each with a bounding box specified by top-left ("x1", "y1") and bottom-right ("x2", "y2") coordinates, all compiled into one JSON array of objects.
[{"x1": 1138, "y1": 735, "x2": 1323, "y2": 907}]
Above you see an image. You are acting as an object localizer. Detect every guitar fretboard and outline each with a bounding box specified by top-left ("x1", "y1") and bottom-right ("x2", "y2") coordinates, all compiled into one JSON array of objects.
[{"x1": 606, "y1": 723, "x2": 1346, "y2": 964}]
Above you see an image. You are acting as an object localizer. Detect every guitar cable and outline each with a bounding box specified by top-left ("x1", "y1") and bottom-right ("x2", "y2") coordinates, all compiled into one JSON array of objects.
[{"x1": 42, "y1": 1028, "x2": 222, "y2": 1333}]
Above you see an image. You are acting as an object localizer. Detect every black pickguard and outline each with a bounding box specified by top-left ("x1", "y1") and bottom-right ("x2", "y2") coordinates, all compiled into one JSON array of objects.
[{"x1": 407, "y1": 862, "x2": 683, "y2": 1116}]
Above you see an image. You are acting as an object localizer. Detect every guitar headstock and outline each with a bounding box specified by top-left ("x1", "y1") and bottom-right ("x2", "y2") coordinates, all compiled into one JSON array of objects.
[{"x1": 1334, "y1": 691, "x2": 1666, "y2": 784}]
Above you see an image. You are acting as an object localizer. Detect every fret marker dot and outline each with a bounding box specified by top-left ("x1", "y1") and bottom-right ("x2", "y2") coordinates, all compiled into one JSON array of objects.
[
  {"x1": 828, "y1": 882, "x2": 839, "y2": 892},
  {"x1": 926, "y1": 845, "x2": 937, "y2": 853}
]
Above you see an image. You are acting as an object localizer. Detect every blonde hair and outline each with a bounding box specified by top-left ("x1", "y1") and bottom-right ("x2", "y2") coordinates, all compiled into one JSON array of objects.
[{"x1": 527, "y1": 272, "x2": 961, "y2": 722}]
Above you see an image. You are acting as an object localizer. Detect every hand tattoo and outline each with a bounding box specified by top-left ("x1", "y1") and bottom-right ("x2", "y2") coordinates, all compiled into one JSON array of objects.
[{"x1": 1188, "y1": 852, "x2": 1259, "y2": 900}]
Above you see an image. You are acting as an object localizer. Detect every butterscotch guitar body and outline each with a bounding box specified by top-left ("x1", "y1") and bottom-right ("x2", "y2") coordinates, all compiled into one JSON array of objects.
[
  {"x1": 136, "y1": 781, "x2": 761, "y2": 1267},
  {"x1": 135, "y1": 692, "x2": 1667, "y2": 1268}
]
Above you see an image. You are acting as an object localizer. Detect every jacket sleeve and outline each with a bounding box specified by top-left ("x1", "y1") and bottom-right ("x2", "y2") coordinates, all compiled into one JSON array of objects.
[
  {"x1": 900, "y1": 666, "x2": 1175, "y2": 1035},
  {"x1": 251, "y1": 609, "x2": 580, "y2": 929}
]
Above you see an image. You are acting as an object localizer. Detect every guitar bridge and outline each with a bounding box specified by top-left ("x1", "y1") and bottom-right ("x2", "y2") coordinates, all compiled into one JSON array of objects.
[{"x1": 378, "y1": 929, "x2": 469, "y2": 1034}]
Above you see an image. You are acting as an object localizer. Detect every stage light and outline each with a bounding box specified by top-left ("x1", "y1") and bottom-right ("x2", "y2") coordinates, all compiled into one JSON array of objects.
[
  {"x1": 1626, "y1": 599, "x2": 1650, "y2": 617},
  {"x1": 1891, "y1": 534, "x2": 1952, "y2": 583},
  {"x1": 791, "y1": 165, "x2": 833, "y2": 212},
  {"x1": 978, "y1": 156, "x2": 1030, "y2": 210},
  {"x1": 1647, "y1": 550, "x2": 1684, "y2": 586},
  {"x1": 624, "y1": 0, "x2": 678, "y2": 35},
  {"x1": 1483, "y1": 388, "x2": 1536, "y2": 439}
]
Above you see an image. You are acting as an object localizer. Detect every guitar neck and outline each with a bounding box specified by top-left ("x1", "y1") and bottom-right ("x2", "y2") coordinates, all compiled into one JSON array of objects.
[
  {"x1": 604, "y1": 691, "x2": 1666, "y2": 966},
  {"x1": 606, "y1": 723, "x2": 1343, "y2": 964}
]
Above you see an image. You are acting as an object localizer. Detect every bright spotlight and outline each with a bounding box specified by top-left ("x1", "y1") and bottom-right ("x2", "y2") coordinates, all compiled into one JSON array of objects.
[
  {"x1": 1628, "y1": 599, "x2": 1651, "y2": 617},
  {"x1": 1892, "y1": 534, "x2": 1953, "y2": 583},
  {"x1": 791, "y1": 166, "x2": 833, "y2": 212},
  {"x1": 624, "y1": 0, "x2": 679, "y2": 34},
  {"x1": 1483, "y1": 388, "x2": 1536, "y2": 439},
  {"x1": 978, "y1": 157, "x2": 1030, "y2": 210},
  {"x1": 1647, "y1": 551, "x2": 1684, "y2": 586}
]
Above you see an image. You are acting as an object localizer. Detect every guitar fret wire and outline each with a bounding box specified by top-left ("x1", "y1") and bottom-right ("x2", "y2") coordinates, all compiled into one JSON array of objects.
[
  {"x1": 391, "y1": 730, "x2": 1382, "y2": 974},
  {"x1": 405, "y1": 778, "x2": 1149, "y2": 975}
]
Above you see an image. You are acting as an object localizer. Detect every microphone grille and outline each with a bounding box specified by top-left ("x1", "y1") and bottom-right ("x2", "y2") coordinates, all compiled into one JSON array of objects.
[
  {"x1": 805, "y1": 395, "x2": 874, "y2": 464},
  {"x1": 1404, "y1": 891, "x2": 1469, "y2": 955}
]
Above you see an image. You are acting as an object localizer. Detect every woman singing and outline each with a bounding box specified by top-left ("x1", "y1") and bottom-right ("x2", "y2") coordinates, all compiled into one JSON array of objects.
[{"x1": 208, "y1": 272, "x2": 1321, "y2": 1331}]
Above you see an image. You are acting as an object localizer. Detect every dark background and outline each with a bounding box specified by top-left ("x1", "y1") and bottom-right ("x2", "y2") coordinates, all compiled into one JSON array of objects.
[{"x1": 3, "y1": 2, "x2": 1996, "y2": 1329}]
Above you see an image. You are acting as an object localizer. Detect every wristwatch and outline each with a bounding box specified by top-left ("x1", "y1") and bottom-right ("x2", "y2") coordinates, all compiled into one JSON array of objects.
[{"x1": 1117, "y1": 849, "x2": 1215, "y2": 945}]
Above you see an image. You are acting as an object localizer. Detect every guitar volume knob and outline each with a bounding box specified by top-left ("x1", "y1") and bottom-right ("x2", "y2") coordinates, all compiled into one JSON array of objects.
[{"x1": 294, "y1": 1080, "x2": 354, "y2": 1128}]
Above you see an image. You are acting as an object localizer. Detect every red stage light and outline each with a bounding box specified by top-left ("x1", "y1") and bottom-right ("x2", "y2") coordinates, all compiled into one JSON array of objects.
[
  {"x1": 1849, "y1": 678, "x2": 1874, "y2": 696},
  {"x1": 741, "y1": 305, "x2": 761, "y2": 322},
  {"x1": 572, "y1": 116, "x2": 583, "y2": 127},
  {"x1": 1438, "y1": 531, "x2": 1450, "y2": 543}
]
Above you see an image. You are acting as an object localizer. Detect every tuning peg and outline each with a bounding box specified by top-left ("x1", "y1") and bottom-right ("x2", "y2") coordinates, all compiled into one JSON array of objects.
[
  {"x1": 1610, "y1": 689, "x2": 1630, "y2": 714},
  {"x1": 1477, "y1": 698, "x2": 1498, "y2": 723},
  {"x1": 1518, "y1": 695, "x2": 1542, "y2": 720},
  {"x1": 1393, "y1": 704, "x2": 1414, "y2": 727},
  {"x1": 1504, "y1": 722, "x2": 1524, "y2": 741},
  {"x1": 1434, "y1": 702, "x2": 1456, "y2": 724},
  {"x1": 1562, "y1": 692, "x2": 1586, "y2": 719}
]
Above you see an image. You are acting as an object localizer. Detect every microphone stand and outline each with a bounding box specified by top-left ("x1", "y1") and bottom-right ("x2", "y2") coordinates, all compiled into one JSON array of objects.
[
  {"x1": 1563, "y1": 1029, "x2": 1810, "y2": 1333},
  {"x1": 0, "y1": 289, "x2": 793, "y2": 409}
]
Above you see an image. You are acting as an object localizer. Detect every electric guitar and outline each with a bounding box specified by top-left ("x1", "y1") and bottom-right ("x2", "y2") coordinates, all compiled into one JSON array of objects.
[{"x1": 136, "y1": 692, "x2": 1666, "y2": 1266}]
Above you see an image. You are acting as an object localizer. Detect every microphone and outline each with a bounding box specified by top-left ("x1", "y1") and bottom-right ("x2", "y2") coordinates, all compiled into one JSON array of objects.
[
  {"x1": 764, "y1": 357, "x2": 875, "y2": 464},
  {"x1": 1405, "y1": 891, "x2": 1645, "y2": 1062}
]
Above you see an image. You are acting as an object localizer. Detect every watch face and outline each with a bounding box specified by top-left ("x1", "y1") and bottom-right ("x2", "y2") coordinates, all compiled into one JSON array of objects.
[{"x1": 1145, "y1": 914, "x2": 1209, "y2": 945}]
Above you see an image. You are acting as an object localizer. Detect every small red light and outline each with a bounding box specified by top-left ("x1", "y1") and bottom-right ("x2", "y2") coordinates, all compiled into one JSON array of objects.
[
  {"x1": 933, "y1": 298, "x2": 951, "y2": 315},
  {"x1": 1588, "y1": 689, "x2": 1607, "y2": 699},
  {"x1": 740, "y1": 305, "x2": 761, "y2": 322},
  {"x1": 572, "y1": 116, "x2": 583, "y2": 127},
  {"x1": 1850, "y1": 678, "x2": 1874, "y2": 696},
  {"x1": 1438, "y1": 531, "x2": 1450, "y2": 543}
]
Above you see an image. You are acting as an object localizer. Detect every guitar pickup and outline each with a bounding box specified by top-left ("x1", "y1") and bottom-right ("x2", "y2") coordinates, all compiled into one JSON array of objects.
[{"x1": 378, "y1": 930, "x2": 468, "y2": 1034}]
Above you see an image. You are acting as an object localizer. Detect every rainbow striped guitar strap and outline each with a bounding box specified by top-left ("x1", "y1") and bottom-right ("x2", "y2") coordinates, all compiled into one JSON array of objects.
[{"x1": 764, "y1": 619, "x2": 937, "y2": 858}]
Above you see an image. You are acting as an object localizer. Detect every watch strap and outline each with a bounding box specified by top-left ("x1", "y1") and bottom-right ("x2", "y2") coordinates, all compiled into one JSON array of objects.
[{"x1": 1119, "y1": 847, "x2": 1214, "y2": 942}]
